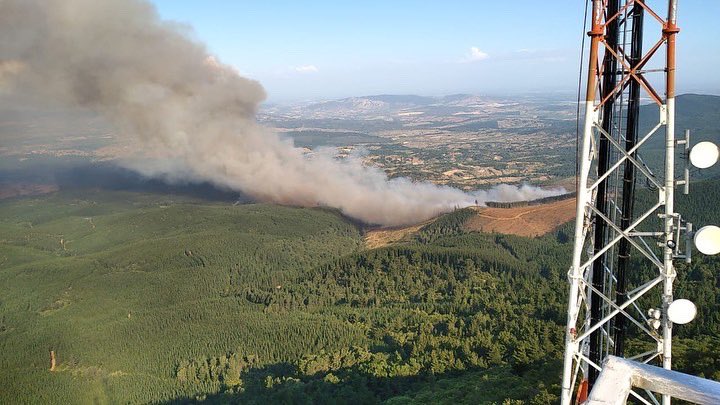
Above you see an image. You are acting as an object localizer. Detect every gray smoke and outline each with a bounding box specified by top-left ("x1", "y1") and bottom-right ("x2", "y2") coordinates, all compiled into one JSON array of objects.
[{"x1": 0, "y1": 0, "x2": 564, "y2": 227}]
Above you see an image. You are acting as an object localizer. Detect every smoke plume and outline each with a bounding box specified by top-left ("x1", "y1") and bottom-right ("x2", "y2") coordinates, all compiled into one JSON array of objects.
[{"x1": 0, "y1": 0, "x2": 563, "y2": 226}]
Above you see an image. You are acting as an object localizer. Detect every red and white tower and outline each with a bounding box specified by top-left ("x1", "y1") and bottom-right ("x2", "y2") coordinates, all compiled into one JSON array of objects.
[{"x1": 559, "y1": 0, "x2": 719, "y2": 403}]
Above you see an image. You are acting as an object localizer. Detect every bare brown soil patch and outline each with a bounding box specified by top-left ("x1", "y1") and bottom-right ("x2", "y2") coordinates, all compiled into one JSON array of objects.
[
  {"x1": 465, "y1": 198, "x2": 576, "y2": 237},
  {"x1": 364, "y1": 220, "x2": 431, "y2": 249},
  {"x1": 364, "y1": 197, "x2": 576, "y2": 248}
]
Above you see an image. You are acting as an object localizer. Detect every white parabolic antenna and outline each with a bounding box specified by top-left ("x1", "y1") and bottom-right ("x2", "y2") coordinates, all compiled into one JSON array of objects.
[
  {"x1": 667, "y1": 299, "x2": 697, "y2": 325},
  {"x1": 694, "y1": 225, "x2": 720, "y2": 255},
  {"x1": 689, "y1": 141, "x2": 719, "y2": 169}
]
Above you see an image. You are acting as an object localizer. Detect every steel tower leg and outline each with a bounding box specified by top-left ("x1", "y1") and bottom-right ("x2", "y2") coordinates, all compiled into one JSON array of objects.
[
  {"x1": 613, "y1": 0, "x2": 644, "y2": 358},
  {"x1": 560, "y1": 2, "x2": 603, "y2": 403},
  {"x1": 589, "y1": 0, "x2": 620, "y2": 386},
  {"x1": 662, "y1": 3, "x2": 679, "y2": 404}
]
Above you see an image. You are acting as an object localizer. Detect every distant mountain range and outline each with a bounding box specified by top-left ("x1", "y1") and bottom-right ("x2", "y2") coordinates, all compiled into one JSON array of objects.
[
  {"x1": 301, "y1": 94, "x2": 492, "y2": 115},
  {"x1": 260, "y1": 93, "x2": 555, "y2": 121},
  {"x1": 268, "y1": 92, "x2": 718, "y2": 116},
  {"x1": 302, "y1": 92, "x2": 720, "y2": 139}
]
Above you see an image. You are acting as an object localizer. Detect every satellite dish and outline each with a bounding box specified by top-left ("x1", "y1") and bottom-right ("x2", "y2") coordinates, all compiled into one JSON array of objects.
[
  {"x1": 667, "y1": 299, "x2": 697, "y2": 325},
  {"x1": 694, "y1": 225, "x2": 720, "y2": 255},
  {"x1": 689, "y1": 141, "x2": 719, "y2": 169}
]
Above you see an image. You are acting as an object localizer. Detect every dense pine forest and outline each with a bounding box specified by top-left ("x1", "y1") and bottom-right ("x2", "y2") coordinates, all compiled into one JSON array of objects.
[{"x1": 1, "y1": 179, "x2": 719, "y2": 404}]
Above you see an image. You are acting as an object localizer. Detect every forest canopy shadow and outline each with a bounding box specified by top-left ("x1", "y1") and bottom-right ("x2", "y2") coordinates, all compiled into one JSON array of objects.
[
  {"x1": 160, "y1": 360, "x2": 562, "y2": 405},
  {"x1": 2, "y1": 159, "x2": 249, "y2": 203}
]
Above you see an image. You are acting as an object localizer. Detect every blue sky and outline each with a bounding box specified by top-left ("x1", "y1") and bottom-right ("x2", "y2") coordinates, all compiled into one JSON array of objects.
[{"x1": 151, "y1": 0, "x2": 720, "y2": 101}]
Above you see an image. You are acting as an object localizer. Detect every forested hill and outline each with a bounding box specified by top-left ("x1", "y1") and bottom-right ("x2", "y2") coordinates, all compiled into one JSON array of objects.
[
  {"x1": 1, "y1": 179, "x2": 720, "y2": 404},
  {"x1": 639, "y1": 93, "x2": 720, "y2": 179},
  {"x1": 640, "y1": 94, "x2": 720, "y2": 142}
]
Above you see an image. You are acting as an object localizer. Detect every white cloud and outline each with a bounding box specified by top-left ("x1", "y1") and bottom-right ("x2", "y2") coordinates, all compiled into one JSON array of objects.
[
  {"x1": 463, "y1": 47, "x2": 489, "y2": 62},
  {"x1": 294, "y1": 64, "x2": 319, "y2": 73}
]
